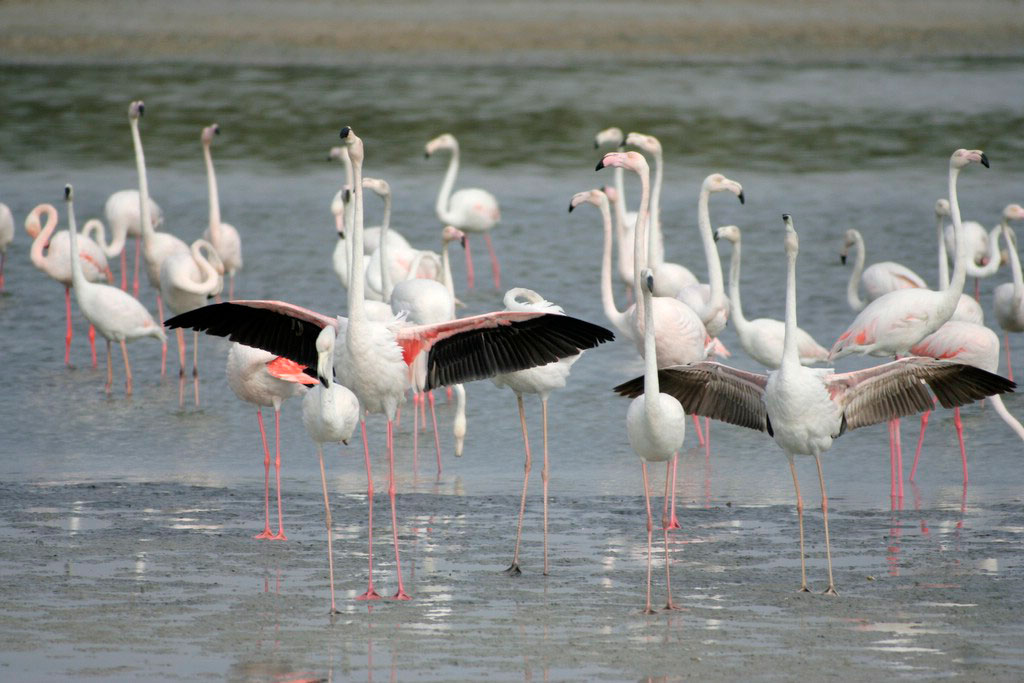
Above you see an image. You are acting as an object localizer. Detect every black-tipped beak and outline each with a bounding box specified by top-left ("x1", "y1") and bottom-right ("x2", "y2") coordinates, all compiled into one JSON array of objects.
[
  {"x1": 713, "y1": 231, "x2": 719, "y2": 243},
  {"x1": 737, "y1": 191, "x2": 745, "y2": 205},
  {"x1": 319, "y1": 374, "x2": 329, "y2": 388},
  {"x1": 213, "y1": 126, "x2": 220, "y2": 135},
  {"x1": 64, "y1": 185, "x2": 71, "y2": 200},
  {"x1": 568, "y1": 201, "x2": 575, "y2": 213},
  {"x1": 840, "y1": 254, "x2": 847, "y2": 265},
  {"x1": 981, "y1": 152, "x2": 990, "y2": 168},
  {"x1": 138, "y1": 103, "x2": 145, "y2": 117},
  {"x1": 782, "y1": 213, "x2": 791, "y2": 221},
  {"x1": 459, "y1": 236, "x2": 466, "y2": 248},
  {"x1": 424, "y1": 151, "x2": 430, "y2": 159},
  {"x1": 342, "y1": 439, "x2": 349, "y2": 446},
  {"x1": 339, "y1": 126, "x2": 351, "y2": 139},
  {"x1": 593, "y1": 140, "x2": 599, "y2": 149},
  {"x1": 646, "y1": 274, "x2": 654, "y2": 291},
  {"x1": 343, "y1": 189, "x2": 351, "y2": 203},
  {"x1": 595, "y1": 159, "x2": 606, "y2": 172}
]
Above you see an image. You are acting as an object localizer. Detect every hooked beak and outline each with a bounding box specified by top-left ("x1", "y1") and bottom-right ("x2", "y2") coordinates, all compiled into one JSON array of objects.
[
  {"x1": 840, "y1": 254, "x2": 847, "y2": 265},
  {"x1": 595, "y1": 159, "x2": 606, "y2": 172},
  {"x1": 339, "y1": 126, "x2": 351, "y2": 139},
  {"x1": 980, "y1": 152, "x2": 990, "y2": 168},
  {"x1": 737, "y1": 190, "x2": 745, "y2": 205},
  {"x1": 568, "y1": 201, "x2": 575, "y2": 213}
]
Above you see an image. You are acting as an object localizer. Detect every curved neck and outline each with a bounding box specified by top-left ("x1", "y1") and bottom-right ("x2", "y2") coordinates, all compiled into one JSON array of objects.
[
  {"x1": 440, "y1": 240, "x2": 455, "y2": 298},
  {"x1": 347, "y1": 153, "x2": 366, "y2": 321},
  {"x1": 203, "y1": 143, "x2": 222, "y2": 242},
  {"x1": 632, "y1": 164, "x2": 653, "y2": 321},
  {"x1": 611, "y1": 188, "x2": 632, "y2": 281},
  {"x1": 1005, "y1": 223, "x2": 1024, "y2": 302},
  {"x1": 697, "y1": 186, "x2": 727, "y2": 310},
  {"x1": 130, "y1": 118, "x2": 156, "y2": 244},
  {"x1": 434, "y1": 145, "x2": 459, "y2": 222},
  {"x1": 28, "y1": 205, "x2": 58, "y2": 267},
  {"x1": 82, "y1": 219, "x2": 120, "y2": 258},
  {"x1": 781, "y1": 247, "x2": 800, "y2": 369},
  {"x1": 597, "y1": 199, "x2": 627, "y2": 329},
  {"x1": 967, "y1": 226, "x2": 1002, "y2": 277},
  {"x1": 726, "y1": 237, "x2": 749, "y2": 329},
  {"x1": 947, "y1": 165, "x2": 968, "y2": 298},
  {"x1": 936, "y1": 211, "x2": 950, "y2": 289},
  {"x1": 177, "y1": 242, "x2": 220, "y2": 294},
  {"x1": 846, "y1": 231, "x2": 866, "y2": 311},
  {"x1": 67, "y1": 200, "x2": 86, "y2": 290},
  {"x1": 649, "y1": 149, "x2": 664, "y2": 266}
]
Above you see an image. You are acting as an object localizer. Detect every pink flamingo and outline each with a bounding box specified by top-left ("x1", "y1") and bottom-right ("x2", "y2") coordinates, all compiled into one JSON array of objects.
[
  {"x1": 167, "y1": 127, "x2": 614, "y2": 602},
  {"x1": 933, "y1": 198, "x2": 985, "y2": 324},
  {"x1": 25, "y1": 202, "x2": 113, "y2": 366},
  {"x1": 839, "y1": 228, "x2": 926, "y2": 311},
  {"x1": 200, "y1": 124, "x2": 243, "y2": 300},
  {"x1": 104, "y1": 189, "x2": 163, "y2": 295},
  {"x1": 425, "y1": 133, "x2": 501, "y2": 290},
  {"x1": 992, "y1": 205, "x2": 1024, "y2": 380},
  {"x1": 829, "y1": 149, "x2": 989, "y2": 500}
]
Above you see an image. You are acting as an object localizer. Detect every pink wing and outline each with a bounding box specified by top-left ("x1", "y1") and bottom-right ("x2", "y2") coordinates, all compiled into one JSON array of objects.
[{"x1": 265, "y1": 356, "x2": 317, "y2": 386}]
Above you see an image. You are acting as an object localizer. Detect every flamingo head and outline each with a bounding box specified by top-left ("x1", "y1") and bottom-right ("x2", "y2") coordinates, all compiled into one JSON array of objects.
[
  {"x1": 201, "y1": 123, "x2": 220, "y2": 146},
  {"x1": 442, "y1": 225, "x2": 466, "y2": 248},
  {"x1": 1003, "y1": 203, "x2": 1024, "y2": 222},
  {"x1": 424, "y1": 133, "x2": 456, "y2": 158},
  {"x1": 935, "y1": 198, "x2": 951, "y2": 217},
  {"x1": 315, "y1": 326, "x2": 336, "y2": 388},
  {"x1": 625, "y1": 131, "x2": 661, "y2": 155},
  {"x1": 601, "y1": 185, "x2": 619, "y2": 203},
  {"x1": 362, "y1": 176, "x2": 390, "y2": 198},
  {"x1": 714, "y1": 225, "x2": 740, "y2": 245},
  {"x1": 568, "y1": 189, "x2": 606, "y2": 213},
  {"x1": 640, "y1": 267, "x2": 655, "y2": 295},
  {"x1": 338, "y1": 126, "x2": 363, "y2": 163},
  {"x1": 64, "y1": 184, "x2": 73, "y2": 202},
  {"x1": 594, "y1": 126, "x2": 624, "y2": 149},
  {"x1": 596, "y1": 151, "x2": 647, "y2": 174},
  {"x1": 839, "y1": 228, "x2": 861, "y2": 264},
  {"x1": 951, "y1": 148, "x2": 989, "y2": 169},
  {"x1": 782, "y1": 214, "x2": 799, "y2": 254},
  {"x1": 128, "y1": 101, "x2": 144, "y2": 120},
  {"x1": 704, "y1": 173, "x2": 745, "y2": 204}
]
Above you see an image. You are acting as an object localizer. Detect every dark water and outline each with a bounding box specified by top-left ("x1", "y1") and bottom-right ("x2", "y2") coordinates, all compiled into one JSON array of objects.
[{"x1": 1, "y1": 60, "x2": 1023, "y2": 680}]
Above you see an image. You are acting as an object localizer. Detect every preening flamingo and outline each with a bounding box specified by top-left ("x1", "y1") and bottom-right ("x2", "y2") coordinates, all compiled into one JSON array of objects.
[
  {"x1": 425, "y1": 133, "x2": 501, "y2": 290},
  {"x1": 626, "y1": 269, "x2": 687, "y2": 613},
  {"x1": 104, "y1": 188, "x2": 163, "y2": 295},
  {"x1": 63, "y1": 185, "x2": 165, "y2": 395},
  {"x1": 839, "y1": 228, "x2": 926, "y2": 312},
  {"x1": 615, "y1": 214, "x2": 1015, "y2": 594},
  {"x1": 933, "y1": 198, "x2": 984, "y2": 324},
  {"x1": 167, "y1": 127, "x2": 614, "y2": 602},
  {"x1": 227, "y1": 342, "x2": 310, "y2": 540},
  {"x1": 26, "y1": 202, "x2": 113, "y2": 366},
  {"x1": 990, "y1": 206, "x2": 1024, "y2": 380},
  {"x1": 0, "y1": 202, "x2": 14, "y2": 292},
  {"x1": 715, "y1": 224, "x2": 828, "y2": 368},
  {"x1": 200, "y1": 124, "x2": 243, "y2": 300}
]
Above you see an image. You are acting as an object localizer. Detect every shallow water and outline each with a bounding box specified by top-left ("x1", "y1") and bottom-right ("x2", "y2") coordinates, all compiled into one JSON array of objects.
[{"x1": 1, "y1": 60, "x2": 1023, "y2": 680}]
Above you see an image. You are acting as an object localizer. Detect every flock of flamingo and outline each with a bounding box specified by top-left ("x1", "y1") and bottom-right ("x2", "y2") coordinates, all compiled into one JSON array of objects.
[{"x1": 2, "y1": 101, "x2": 1022, "y2": 614}]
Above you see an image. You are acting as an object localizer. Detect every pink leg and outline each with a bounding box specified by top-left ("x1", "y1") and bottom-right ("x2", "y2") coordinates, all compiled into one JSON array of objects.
[
  {"x1": 88, "y1": 325, "x2": 98, "y2": 369},
  {"x1": 105, "y1": 341, "x2": 113, "y2": 394},
  {"x1": 954, "y1": 407, "x2": 967, "y2": 486},
  {"x1": 253, "y1": 408, "x2": 275, "y2": 539},
  {"x1": 1006, "y1": 333, "x2": 1014, "y2": 382},
  {"x1": 667, "y1": 453, "x2": 681, "y2": 530},
  {"x1": 356, "y1": 420, "x2": 381, "y2": 600},
  {"x1": 788, "y1": 456, "x2": 809, "y2": 592},
  {"x1": 176, "y1": 328, "x2": 186, "y2": 409},
  {"x1": 463, "y1": 235, "x2": 475, "y2": 290},
  {"x1": 132, "y1": 237, "x2": 141, "y2": 298},
  {"x1": 663, "y1": 460, "x2": 677, "y2": 610},
  {"x1": 64, "y1": 287, "x2": 73, "y2": 366},
  {"x1": 120, "y1": 249, "x2": 128, "y2": 291},
  {"x1": 541, "y1": 397, "x2": 550, "y2": 576},
  {"x1": 316, "y1": 444, "x2": 339, "y2": 614},
  {"x1": 506, "y1": 395, "x2": 531, "y2": 576},
  {"x1": 691, "y1": 414, "x2": 705, "y2": 447},
  {"x1": 974, "y1": 277, "x2": 980, "y2": 302},
  {"x1": 887, "y1": 419, "x2": 897, "y2": 501},
  {"x1": 192, "y1": 331, "x2": 200, "y2": 407},
  {"x1": 157, "y1": 293, "x2": 167, "y2": 378},
  {"x1": 894, "y1": 419, "x2": 904, "y2": 500},
  {"x1": 641, "y1": 461, "x2": 655, "y2": 614},
  {"x1": 910, "y1": 410, "x2": 931, "y2": 482},
  {"x1": 483, "y1": 232, "x2": 501, "y2": 290},
  {"x1": 271, "y1": 407, "x2": 287, "y2": 540},
  {"x1": 120, "y1": 339, "x2": 133, "y2": 396},
  {"x1": 412, "y1": 392, "x2": 420, "y2": 469},
  {"x1": 387, "y1": 420, "x2": 411, "y2": 600},
  {"x1": 428, "y1": 391, "x2": 442, "y2": 477},
  {"x1": 0, "y1": 250, "x2": 6, "y2": 291}
]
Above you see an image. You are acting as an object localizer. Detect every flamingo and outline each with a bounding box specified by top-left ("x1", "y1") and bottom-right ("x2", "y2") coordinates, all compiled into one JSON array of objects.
[
  {"x1": 614, "y1": 213, "x2": 1016, "y2": 594},
  {"x1": 200, "y1": 124, "x2": 243, "y2": 300},
  {"x1": 227, "y1": 342, "x2": 311, "y2": 540},
  {"x1": 364, "y1": 177, "x2": 440, "y2": 302},
  {"x1": 715, "y1": 224, "x2": 828, "y2": 368},
  {"x1": 839, "y1": 228, "x2": 926, "y2": 312},
  {"x1": 626, "y1": 268, "x2": 687, "y2": 613},
  {"x1": 990, "y1": 206, "x2": 1024, "y2": 380},
  {"x1": 103, "y1": 188, "x2": 163, "y2": 294},
  {"x1": 909, "y1": 320, "x2": 1024, "y2": 486},
  {"x1": 829, "y1": 149, "x2": 990, "y2": 499},
  {"x1": 167, "y1": 127, "x2": 614, "y2": 601},
  {"x1": 159, "y1": 238, "x2": 224, "y2": 407},
  {"x1": 298, "y1": 325, "x2": 360, "y2": 613},
  {"x1": 25, "y1": 202, "x2": 113, "y2": 366},
  {"x1": 63, "y1": 185, "x2": 165, "y2": 395},
  {"x1": 934, "y1": 198, "x2": 984, "y2": 324},
  {"x1": 594, "y1": 128, "x2": 644, "y2": 298},
  {"x1": 0, "y1": 202, "x2": 14, "y2": 292},
  {"x1": 425, "y1": 133, "x2": 501, "y2": 290},
  {"x1": 492, "y1": 288, "x2": 585, "y2": 577},
  {"x1": 944, "y1": 209, "x2": 1000, "y2": 300}
]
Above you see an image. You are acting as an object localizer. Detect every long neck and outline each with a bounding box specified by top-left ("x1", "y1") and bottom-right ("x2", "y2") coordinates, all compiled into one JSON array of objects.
[
  {"x1": 204, "y1": 143, "x2": 222, "y2": 242},
  {"x1": 378, "y1": 196, "x2": 392, "y2": 302},
  {"x1": 611, "y1": 189, "x2": 632, "y2": 282},
  {"x1": 726, "y1": 237, "x2": 749, "y2": 329},
  {"x1": 193, "y1": 244, "x2": 221, "y2": 293},
  {"x1": 1006, "y1": 223, "x2": 1024, "y2": 302},
  {"x1": 434, "y1": 145, "x2": 459, "y2": 221},
  {"x1": 347, "y1": 155, "x2": 366, "y2": 321},
  {"x1": 948, "y1": 165, "x2": 968, "y2": 297},
  {"x1": 936, "y1": 211, "x2": 950, "y2": 289},
  {"x1": 632, "y1": 164, "x2": 653, "y2": 322},
  {"x1": 641, "y1": 284, "x2": 660, "y2": 398},
  {"x1": 648, "y1": 149, "x2": 664, "y2": 266},
  {"x1": 967, "y1": 225, "x2": 1002, "y2": 278},
  {"x1": 67, "y1": 201, "x2": 86, "y2": 291},
  {"x1": 781, "y1": 247, "x2": 800, "y2": 369},
  {"x1": 597, "y1": 200, "x2": 626, "y2": 329},
  {"x1": 441, "y1": 240, "x2": 455, "y2": 298},
  {"x1": 130, "y1": 118, "x2": 156, "y2": 244},
  {"x1": 90, "y1": 217, "x2": 124, "y2": 258},
  {"x1": 846, "y1": 231, "x2": 866, "y2": 311},
  {"x1": 697, "y1": 187, "x2": 727, "y2": 310}
]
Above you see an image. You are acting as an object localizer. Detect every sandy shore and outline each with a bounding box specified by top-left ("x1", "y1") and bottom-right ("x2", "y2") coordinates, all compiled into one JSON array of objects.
[{"x1": 2, "y1": 0, "x2": 1023, "y2": 64}]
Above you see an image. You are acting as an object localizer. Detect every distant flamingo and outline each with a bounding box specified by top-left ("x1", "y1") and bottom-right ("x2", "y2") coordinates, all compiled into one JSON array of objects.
[
  {"x1": 990, "y1": 206, "x2": 1024, "y2": 380},
  {"x1": 715, "y1": 224, "x2": 828, "y2": 368},
  {"x1": 104, "y1": 188, "x2": 163, "y2": 295},
  {"x1": 615, "y1": 213, "x2": 1015, "y2": 594},
  {"x1": 200, "y1": 124, "x2": 243, "y2": 300},
  {"x1": 0, "y1": 202, "x2": 13, "y2": 292},
  {"x1": 425, "y1": 133, "x2": 501, "y2": 290},
  {"x1": 593, "y1": 128, "x2": 643, "y2": 297},
  {"x1": 167, "y1": 127, "x2": 613, "y2": 602},
  {"x1": 25, "y1": 202, "x2": 113, "y2": 366},
  {"x1": 839, "y1": 228, "x2": 926, "y2": 311},
  {"x1": 933, "y1": 199, "x2": 984, "y2": 324},
  {"x1": 626, "y1": 268, "x2": 687, "y2": 613},
  {"x1": 227, "y1": 342, "x2": 310, "y2": 541},
  {"x1": 944, "y1": 209, "x2": 1001, "y2": 300},
  {"x1": 63, "y1": 185, "x2": 165, "y2": 395}
]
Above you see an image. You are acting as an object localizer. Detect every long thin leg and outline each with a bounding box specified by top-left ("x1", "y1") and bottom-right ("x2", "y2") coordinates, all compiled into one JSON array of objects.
[
  {"x1": 120, "y1": 249, "x2": 128, "y2": 291},
  {"x1": 541, "y1": 397, "x2": 549, "y2": 576},
  {"x1": 429, "y1": 391, "x2": 442, "y2": 477},
  {"x1": 317, "y1": 444, "x2": 339, "y2": 614},
  {"x1": 88, "y1": 325, "x2": 97, "y2": 369},
  {"x1": 1006, "y1": 333, "x2": 1014, "y2": 382},
  {"x1": 64, "y1": 287, "x2": 73, "y2": 366},
  {"x1": 663, "y1": 460, "x2": 677, "y2": 610},
  {"x1": 120, "y1": 339, "x2": 133, "y2": 396},
  {"x1": 667, "y1": 453, "x2": 681, "y2": 530},
  {"x1": 270, "y1": 405, "x2": 287, "y2": 541},
  {"x1": 357, "y1": 419, "x2": 381, "y2": 600},
  {"x1": 157, "y1": 292, "x2": 167, "y2": 378},
  {"x1": 387, "y1": 420, "x2": 411, "y2": 600},
  {"x1": 974, "y1": 277, "x2": 980, "y2": 302},
  {"x1": 506, "y1": 395, "x2": 531, "y2": 576},
  {"x1": 910, "y1": 405, "x2": 933, "y2": 482},
  {"x1": 814, "y1": 455, "x2": 838, "y2": 595},
  {"x1": 0, "y1": 251, "x2": 6, "y2": 292},
  {"x1": 132, "y1": 237, "x2": 141, "y2": 298},
  {"x1": 641, "y1": 461, "x2": 655, "y2": 615},
  {"x1": 253, "y1": 408, "x2": 275, "y2": 539},
  {"x1": 176, "y1": 328, "x2": 186, "y2": 409},
  {"x1": 691, "y1": 414, "x2": 705, "y2": 447},
  {"x1": 788, "y1": 456, "x2": 809, "y2": 592},
  {"x1": 954, "y1": 407, "x2": 967, "y2": 486},
  {"x1": 888, "y1": 419, "x2": 897, "y2": 501},
  {"x1": 894, "y1": 418, "x2": 903, "y2": 500},
  {"x1": 105, "y1": 341, "x2": 113, "y2": 394},
  {"x1": 463, "y1": 235, "x2": 475, "y2": 290},
  {"x1": 483, "y1": 232, "x2": 501, "y2": 290},
  {"x1": 192, "y1": 331, "x2": 200, "y2": 407},
  {"x1": 412, "y1": 392, "x2": 420, "y2": 469}
]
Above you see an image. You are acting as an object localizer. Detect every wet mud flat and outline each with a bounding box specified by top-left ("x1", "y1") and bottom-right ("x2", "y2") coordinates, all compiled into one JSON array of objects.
[{"x1": 0, "y1": 480, "x2": 1021, "y2": 681}]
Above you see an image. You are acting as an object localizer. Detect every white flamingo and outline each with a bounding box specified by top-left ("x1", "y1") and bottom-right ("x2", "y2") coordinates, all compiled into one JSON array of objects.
[
  {"x1": 425, "y1": 133, "x2": 501, "y2": 290},
  {"x1": 0, "y1": 202, "x2": 14, "y2": 292},
  {"x1": 167, "y1": 127, "x2": 614, "y2": 602},
  {"x1": 63, "y1": 185, "x2": 165, "y2": 395},
  {"x1": 594, "y1": 128, "x2": 644, "y2": 297},
  {"x1": 990, "y1": 207, "x2": 1024, "y2": 381},
  {"x1": 934, "y1": 198, "x2": 984, "y2": 324},
  {"x1": 103, "y1": 188, "x2": 163, "y2": 295},
  {"x1": 715, "y1": 224, "x2": 828, "y2": 368},
  {"x1": 25, "y1": 202, "x2": 113, "y2": 366},
  {"x1": 614, "y1": 213, "x2": 1015, "y2": 594},
  {"x1": 839, "y1": 228, "x2": 926, "y2": 311},
  {"x1": 944, "y1": 210, "x2": 1000, "y2": 300},
  {"x1": 200, "y1": 124, "x2": 243, "y2": 299}
]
